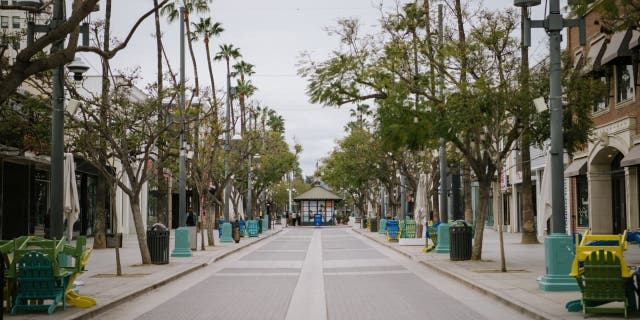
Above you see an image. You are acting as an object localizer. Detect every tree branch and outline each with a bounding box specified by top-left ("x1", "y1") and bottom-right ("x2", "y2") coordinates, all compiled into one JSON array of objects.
[{"x1": 76, "y1": 0, "x2": 169, "y2": 58}]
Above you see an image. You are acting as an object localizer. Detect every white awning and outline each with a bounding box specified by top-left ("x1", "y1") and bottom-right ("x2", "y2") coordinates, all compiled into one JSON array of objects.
[
  {"x1": 621, "y1": 145, "x2": 640, "y2": 167},
  {"x1": 583, "y1": 36, "x2": 607, "y2": 73},
  {"x1": 630, "y1": 31, "x2": 640, "y2": 49},
  {"x1": 564, "y1": 157, "x2": 587, "y2": 177},
  {"x1": 573, "y1": 50, "x2": 583, "y2": 70},
  {"x1": 601, "y1": 30, "x2": 640, "y2": 65}
]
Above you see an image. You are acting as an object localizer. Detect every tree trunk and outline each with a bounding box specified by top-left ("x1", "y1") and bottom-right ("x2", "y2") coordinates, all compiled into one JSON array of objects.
[
  {"x1": 432, "y1": 191, "x2": 439, "y2": 223},
  {"x1": 109, "y1": 181, "x2": 122, "y2": 276},
  {"x1": 471, "y1": 179, "x2": 491, "y2": 260},
  {"x1": 93, "y1": 175, "x2": 107, "y2": 249},
  {"x1": 463, "y1": 162, "x2": 473, "y2": 222},
  {"x1": 520, "y1": 138, "x2": 539, "y2": 244},
  {"x1": 130, "y1": 195, "x2": 152, "y2": 264},
  {"x1": 519, "y1": 6, "x2": 538, "y2": 245},
  {"x1": 184, "y1": 11, "x2": 199, "y2": 95},
  {"x1": 154, "y1": 0, "x2": 167, "y2": 229},
  {"x1": 207, "y1": 205, "x2": 215, "y2": 246},
  {"x1": 205, "y1": 40, "x2": 217, "y2": 106}
]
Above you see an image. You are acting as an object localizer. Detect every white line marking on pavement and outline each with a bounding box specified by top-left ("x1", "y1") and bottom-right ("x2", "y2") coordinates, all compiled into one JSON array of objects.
[{"x1": 285, "y1": 230, "x2": 327, "y2": 320}]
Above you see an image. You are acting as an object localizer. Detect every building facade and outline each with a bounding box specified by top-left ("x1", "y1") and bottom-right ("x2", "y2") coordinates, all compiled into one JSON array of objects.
[{"x1": 565, "y1": 5, "x2": 640, "y2": 234}]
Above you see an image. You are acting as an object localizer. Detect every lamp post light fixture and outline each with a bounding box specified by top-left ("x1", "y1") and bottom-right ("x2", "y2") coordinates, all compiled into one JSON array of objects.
[
  {"x1": 435, "y1": 3, "x2": 450, "y2": 254},
  {"x1": 247, "y1": 153, "x2": 260, "y2": 220},
  {"x1": 515, "y1": 0, "x2": 585, "y2": 291},
  {"x1": 171, "y1": 6, "x2": 193, "y2": 257},
  {"x1": 23, "y1": 0, "x2": 91, "y2": 239},
  {"x1": 220, "y1": 81, "x2": 239, "y2": 243}
]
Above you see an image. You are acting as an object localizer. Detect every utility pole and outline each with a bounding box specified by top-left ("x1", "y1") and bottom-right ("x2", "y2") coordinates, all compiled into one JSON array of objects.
[
  {"x1": 515, "y1": 0, "x2": 585, "y2": 291},
  {"x1": 435, "y1": 3, "x2": 450, "y2": 253},
  {"x1": 178, "y1": 6, "x2": 186, "y2": 229},
  {"x1": 172, "y1": 7, "x2": 192, "y2": 257}
]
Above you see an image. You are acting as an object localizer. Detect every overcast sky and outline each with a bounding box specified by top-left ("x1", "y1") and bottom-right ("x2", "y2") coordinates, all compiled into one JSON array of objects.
[{"x1": 77, "y1": 0, "x2": 564, "y2": 177}]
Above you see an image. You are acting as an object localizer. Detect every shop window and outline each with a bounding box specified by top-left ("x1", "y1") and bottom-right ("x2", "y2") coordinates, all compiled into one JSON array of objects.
[
  {"x1": 593, "y1": 74, "x2": 610, "y2": 112},
  {"x1": 12, "y1": 16, "x2": 20, "y2": 28},
  {"x1": 576, "y1": 175, "x2": 588, "y2": 227},
  {"x1": 1, "y1": 16, "x2": 8, "y2": 29},
  {"x1": 616, "y1": 62, "x2": 634, "y2": 104},
  {"x1": 0, "y1": 1, "x2": 9, "y2": 6}
]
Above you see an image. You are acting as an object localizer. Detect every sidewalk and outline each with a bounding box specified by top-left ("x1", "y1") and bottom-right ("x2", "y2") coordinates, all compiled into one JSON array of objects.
[
  {"x1": 353, "y1": 225, "x2": 640, "y2": 320},
  {"x1": 8, "y1": 225, "x2": 283, "y2": 320}
]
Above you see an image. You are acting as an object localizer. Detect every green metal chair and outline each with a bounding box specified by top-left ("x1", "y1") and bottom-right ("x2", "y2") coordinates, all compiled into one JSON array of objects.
[
  {"x1": 578, "y1": 249, "x2": 629, "y2": 318},
  {"x1": 11, "y1": 251, "x2": 72, "y2": 315}
]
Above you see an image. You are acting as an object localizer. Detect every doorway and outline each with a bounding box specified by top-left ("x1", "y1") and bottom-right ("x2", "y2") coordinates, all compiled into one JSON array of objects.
[{"x1": 611, "y1": 153, "x2": 626, "y2": 234}]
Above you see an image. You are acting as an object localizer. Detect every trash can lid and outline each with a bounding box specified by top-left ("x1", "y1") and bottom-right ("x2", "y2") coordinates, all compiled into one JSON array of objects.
[{"x1": 151, "y1": 223, "x2": 168, "y2": 231}]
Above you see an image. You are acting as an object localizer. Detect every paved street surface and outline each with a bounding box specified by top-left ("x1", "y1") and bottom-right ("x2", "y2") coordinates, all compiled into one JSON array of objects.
[{"x1": 95, "y1": 228, "x2": 529, "y2": 320}]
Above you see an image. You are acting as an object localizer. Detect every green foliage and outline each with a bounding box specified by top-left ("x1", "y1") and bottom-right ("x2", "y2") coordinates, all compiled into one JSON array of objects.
[
  {"x1": 528, "y1": 52, "x2": 607, "y2": 155},
  {"x1": 0, "y1": 93, "x2": 50, "y2": 153}
]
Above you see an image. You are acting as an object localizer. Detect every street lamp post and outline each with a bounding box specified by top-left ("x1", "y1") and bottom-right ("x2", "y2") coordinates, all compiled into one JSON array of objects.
[
  {"x1": 172, "y1": 7, "x2": 192, "y2": 257},
  {"x1": 23, "y1": 0, "x2": 90, "y2": 239},
  {"x1": 247, "y1": 153, "x2": 260, "y2": 220},
  {"x1": 515, "y1": 0, "x2": 585, "y2": 291},
  {"x1": 220, "y1": 73, "x2": 238, "y2": 242},
  {"x1": 435, "y1": 3, "x2": 450, "y2": 254}
]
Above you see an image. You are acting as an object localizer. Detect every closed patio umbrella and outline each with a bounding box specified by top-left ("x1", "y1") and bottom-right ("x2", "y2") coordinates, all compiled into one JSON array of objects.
[
  {"x1": 537, "y1": 151, "x2": 552, "y2": 238},
  {"x1": 414, "y1": 173, "x2": 428, "y2": 235},
  {"x1": 63, "y1": 153, "x2": 80, "y2": 240}
]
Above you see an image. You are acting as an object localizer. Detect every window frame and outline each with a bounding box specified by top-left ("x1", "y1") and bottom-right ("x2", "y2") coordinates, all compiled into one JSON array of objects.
[{"x1": 615, "y1": 61, "x2": 635, "y2": 104}]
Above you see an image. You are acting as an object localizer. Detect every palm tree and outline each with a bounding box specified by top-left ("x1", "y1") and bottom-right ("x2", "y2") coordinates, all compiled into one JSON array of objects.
[
  {"x1": 162, "y1": 0, "x2": 211, "y2": 96},
  {"x1": 214, "y1": 44, "x2": 242, "y2": 130},
  {"x1": 232, "y1": 61, "x2": 255, "y2": 135},
  {"x1": 191, "y1": 18, "x2": 224, "y2": 109}
]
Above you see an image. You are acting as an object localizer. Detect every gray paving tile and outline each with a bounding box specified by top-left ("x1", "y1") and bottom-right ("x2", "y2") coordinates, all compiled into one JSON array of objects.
[
  {"x1": 136, "y1": 276, "x2": 297, "y2": 320},
  {"x1": 218, "y1": 267, "x2": 301, "y2": 274},
  {"x1": 240, "y1": 250, "x2": 307, "y2": 261},
  {"x1": 323, "y1": 249, "x2": 385, "y2": 260},
  {"x1": 323, "y1": 265, "x2": 406, "y2": 273},
  {"x1": 324, "y1": 273, "x2": 486, "y2": 320}
]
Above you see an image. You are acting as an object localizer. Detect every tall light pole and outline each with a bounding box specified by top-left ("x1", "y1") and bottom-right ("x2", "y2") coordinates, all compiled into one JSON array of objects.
[
  {"x1": 515, "y1": 0, "x2": 584, "y2": 291},
  {"x1": 435, "y1": 3, "x2": 450, "y2": 253},
  {"x1": 25, "y1": 0, "x2": 90, "y2": 239},
  {"x1": 172, "y1": 6, "x2": 192, "y2": 257},
  {"x1": 220, "y1": 65, "x2": 238, "y2": 242},
  {"x1": 178, "y1": 6, "x2": 187, "y2": 228},
  {"x1": 288, "y1": 171, "x2": 293, "y2": 214},
  {"x1": 224, "y1": 74, "x2": 233, "y2": 222}
]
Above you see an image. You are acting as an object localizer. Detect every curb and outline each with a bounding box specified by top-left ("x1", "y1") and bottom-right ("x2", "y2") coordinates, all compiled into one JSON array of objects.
[
  {"x1": 70, "y1": 229, "x2": 283, "y2": 320},
  {"x1": 353, "y1": 227, "x2": 554, "y2": 320}
]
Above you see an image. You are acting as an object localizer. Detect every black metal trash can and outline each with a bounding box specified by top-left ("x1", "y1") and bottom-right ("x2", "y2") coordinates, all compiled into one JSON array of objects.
[
  {"x1": 449, "y1": 220, "x2": 472, "y2": 261},
  {"x1": 361, "y1": 217, "x2": 367, "y2": 229},
  {"x1": 370, "y1": 217, "x2": 378, "y2": 232},
  {"x1": 258, "y1": 219, "x2": 263, "y2": 233},
  {"x1": 232, "y1": 221, "x2": 241, "y2": 243},
  {"x1": 147, "y1": 223, "x2": 169, "y2": 264}
]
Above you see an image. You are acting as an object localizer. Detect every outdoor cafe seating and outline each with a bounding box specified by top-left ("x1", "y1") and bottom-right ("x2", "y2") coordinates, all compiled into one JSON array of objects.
[
  {"x1": 1, "y1": 235, "x2": 94, "y2": 314},
  {"x1": 568, "y1": 230, "x2": 640, "y2": 318}
]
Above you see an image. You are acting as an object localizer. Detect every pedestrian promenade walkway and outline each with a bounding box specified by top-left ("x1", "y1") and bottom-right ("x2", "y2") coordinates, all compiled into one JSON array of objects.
[
  {"x1": 7, "y1": 225, "x2": 283, "y2": 320},
  {"x1": 353, "y1": 225, "x2": 640, "y2": 320}
]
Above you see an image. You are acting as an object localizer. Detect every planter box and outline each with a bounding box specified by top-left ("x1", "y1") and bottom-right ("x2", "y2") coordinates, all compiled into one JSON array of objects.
[{"x1": 106, "y1": 233, "x2": 123, "y2": 248}]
